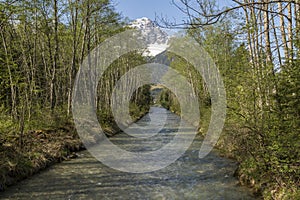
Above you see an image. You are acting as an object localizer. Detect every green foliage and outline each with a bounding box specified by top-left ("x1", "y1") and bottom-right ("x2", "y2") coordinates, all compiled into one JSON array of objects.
[
  {"x1": 96, "y1": 51, "x2": 151, "y2": 130},
  {"x1": 0, "y1": 0, "x2": 153, "y2": 190},
  {"x1": 167, "y1": 16, "x2": 300, "y2": 198},
  {"x1": 158, "y1": 88, "x2": 181, "y2": 114}
]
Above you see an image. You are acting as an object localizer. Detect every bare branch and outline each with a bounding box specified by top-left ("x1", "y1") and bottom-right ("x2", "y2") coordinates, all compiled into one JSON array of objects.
[{"x1": 158, "y1": 0, "x2": 298, "y2": 29}]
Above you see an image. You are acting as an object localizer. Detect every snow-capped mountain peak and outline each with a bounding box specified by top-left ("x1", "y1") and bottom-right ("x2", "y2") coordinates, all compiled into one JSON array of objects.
[{"x1": 129, "y1": 17, "x2": 169, "y2": 56}]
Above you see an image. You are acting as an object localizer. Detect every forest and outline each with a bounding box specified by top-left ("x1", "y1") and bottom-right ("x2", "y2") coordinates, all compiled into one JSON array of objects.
[
  {"x1": 0, "y1": 0, "x2": 299, "y2": 199},
  {"x1": 160, "y1": 0, "x2": 300, "y2": 199}
]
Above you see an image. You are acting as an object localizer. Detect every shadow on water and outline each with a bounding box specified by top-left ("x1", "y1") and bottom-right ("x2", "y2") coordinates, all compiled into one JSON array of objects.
[{"x1": 0, "y1": 107, "x2": 258, "y2": 200}]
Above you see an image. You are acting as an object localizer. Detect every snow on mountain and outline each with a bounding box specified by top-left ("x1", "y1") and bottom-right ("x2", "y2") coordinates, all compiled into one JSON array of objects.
[{"x1": 129, "y1": 17, "x2": 169, "y2": 56}]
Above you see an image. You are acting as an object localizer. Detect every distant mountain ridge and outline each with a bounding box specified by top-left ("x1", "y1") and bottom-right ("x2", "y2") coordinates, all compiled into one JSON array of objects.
[
  {"x1": 130, "y1": 17, "x2": 169, "y2": 44},
  {"x1": 129, "y1": 17, "x2": 169, "y2": 56}
]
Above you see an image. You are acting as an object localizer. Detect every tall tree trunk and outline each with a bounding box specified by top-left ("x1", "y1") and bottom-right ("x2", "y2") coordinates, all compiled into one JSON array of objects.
[
  {"x1": 243, "y1": 4, "x2": 256, "y2": 68},
  {"x1": 287, "y1": 2, "x2": 293, "y2": 60},
  {"x1": 67, "y1": 0, "x2": 79, "y2": 115},
  {"x1": 51, "y1": 0, "x2": 59, "y2": 110},
  {"x1": 296, "y1": 0, "x2": 300, "y2": 50},
  {"x1": 0, "y1": 27, "x2": 17, "y2": 120},
  {"x1": 278, "y1": 2, "x2": 289, "y2": 61},
  {"x1": 271, "y1": 10, "x2": 282, "y2": 67},
  {"x1": 263, "y1": 0, "x2": 272, "y2": 64}
]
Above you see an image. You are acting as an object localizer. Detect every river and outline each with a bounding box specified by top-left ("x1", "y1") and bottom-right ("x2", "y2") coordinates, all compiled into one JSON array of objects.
[{"x1": 0, "y1": 107, "x2": 257, "y2": 200}]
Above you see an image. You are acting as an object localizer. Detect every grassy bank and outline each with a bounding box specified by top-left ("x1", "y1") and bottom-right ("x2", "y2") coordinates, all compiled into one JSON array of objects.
[
  {"x1": 0, "y1": 114, "x2": 82, "y2": 191},
  {"x1": 216, "y1": 124, "x2": 300, "y2": 200},
  {"x1": 158, "y1": 88, "x2": 299, "y2": 199},
  {"x1": 0, "y1": 101, "x2": 150, "y2": 191}
]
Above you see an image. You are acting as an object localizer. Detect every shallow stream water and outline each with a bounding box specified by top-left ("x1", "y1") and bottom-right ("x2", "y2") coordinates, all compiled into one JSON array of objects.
[{"x1": 0, "y1": 107, "x2": 257, "y2": 200}]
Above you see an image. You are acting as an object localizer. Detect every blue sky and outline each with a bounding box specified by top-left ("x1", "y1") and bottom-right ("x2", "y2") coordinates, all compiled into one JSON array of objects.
[
  {"x1": 114, "y1": 0, "x2": 187, "y2": 22},
  {"x1": 114, "y1": 0, "x2": 233, "y2": 22}
]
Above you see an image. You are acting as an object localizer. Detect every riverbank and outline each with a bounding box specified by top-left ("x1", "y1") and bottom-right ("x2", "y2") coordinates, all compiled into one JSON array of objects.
[
  {"x1": 0, "y1": 107, "x2": 256, "y2": 199},
  {"x1": 0, "y1": 121, "x2": 82, "y2": 191},
  {"x1": 0, "y1": 108, "x2": 149, "y2": 191},
  {"x1": 158, "y1": 87, "x2": 299, "y2": 199}
]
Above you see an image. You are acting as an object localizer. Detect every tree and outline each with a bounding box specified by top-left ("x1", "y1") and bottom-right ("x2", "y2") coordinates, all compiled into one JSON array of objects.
[
  {"x1": 0, "y1": 0, "x2": 146, "y2": 139},
  {"x1": 162, "y1": 0, "x2": 300, "y2": 198}
]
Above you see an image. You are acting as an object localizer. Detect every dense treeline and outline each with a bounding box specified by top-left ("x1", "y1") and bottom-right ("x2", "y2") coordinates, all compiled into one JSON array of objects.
[
  {"x1": 0, "y1": 0, "x2": 150, "y2": 189},
  {"x1": 1, "y1": 0, "x2": 299, "y2": 198},
  {"x1": 159, "y1": 0, "x2": 299, "y2": 199},
  {"x1": 0, "y1": 0, "x2": 151, "y2": 139},
  {"x1": 1, "y1": 0, "x2": 120, "y2": 127}
]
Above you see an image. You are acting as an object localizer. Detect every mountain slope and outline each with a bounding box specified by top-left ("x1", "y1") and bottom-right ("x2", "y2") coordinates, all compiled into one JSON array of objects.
[{"x1": 129, "y1": 17, "x2": 169, "y2": 56}]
